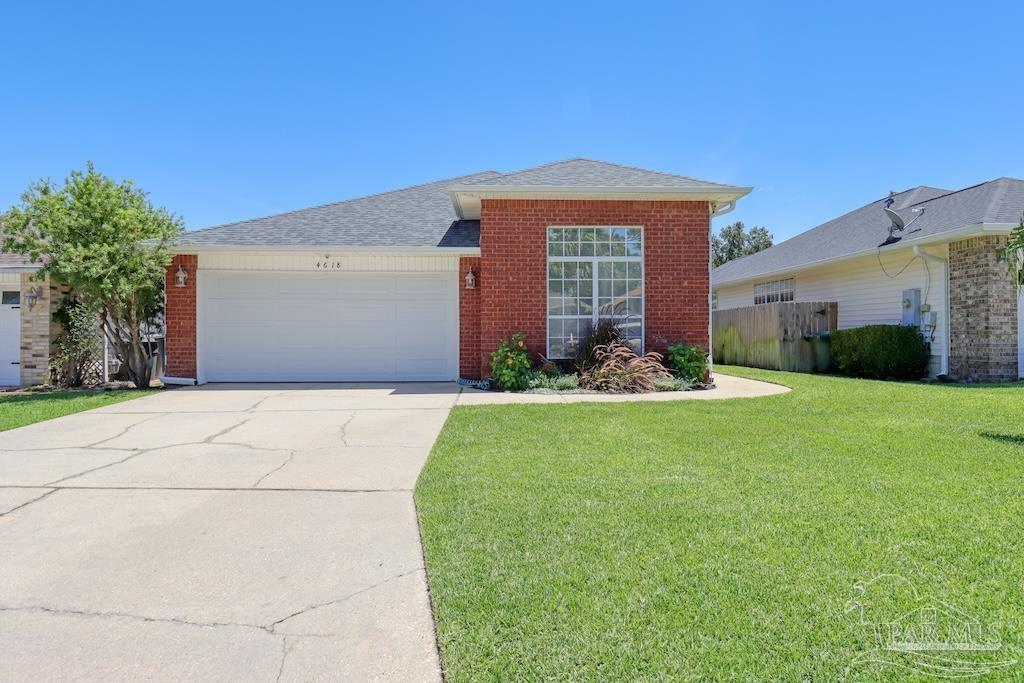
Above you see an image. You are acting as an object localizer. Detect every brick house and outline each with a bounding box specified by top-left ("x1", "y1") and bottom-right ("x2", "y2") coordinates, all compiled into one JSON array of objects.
[
  {"x1": 0, "y1": 253, "x2": 61, "y2": 387},
  {"x1": 161, "y1": 159, "x2": 750, "y2": 384},
  {"x1": 713, "y1": 178, "x2": 1024, "y2": 381}
]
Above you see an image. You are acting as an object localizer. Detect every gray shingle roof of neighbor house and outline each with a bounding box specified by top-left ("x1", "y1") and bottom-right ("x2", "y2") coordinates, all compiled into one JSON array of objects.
[
  {"x1": 712, "y1": 177, "x2": 1024, "y2": 287},
  {"x1": 174, "y1": 158, "x2": 751, "y2": 249},
  {"x1": 0, "y1": 252, "x2": 41, "y2": 270}
]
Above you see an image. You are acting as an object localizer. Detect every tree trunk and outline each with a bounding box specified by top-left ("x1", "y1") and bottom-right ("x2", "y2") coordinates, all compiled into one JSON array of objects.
[
  {"x1": 99, "y1": 311, "x2": 153, "y2": 389},
  {"x1": 125, "y1": 329, "x2": 152, "y2": 389}
]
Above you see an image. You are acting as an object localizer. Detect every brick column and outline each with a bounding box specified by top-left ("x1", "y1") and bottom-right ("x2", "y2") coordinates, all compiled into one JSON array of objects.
[
  {"x1": 949, "y1": 235, "x2": 1018, "y2": 381},
  {"x1": 164, "y1": 254, "x2": 198, "y2": 379},
  {"x1": 459, "y1": 257, "x2": 482, "y2": 379},
  {"x1": 19, "y1": 273, "x2": 51, "y2": 386}
]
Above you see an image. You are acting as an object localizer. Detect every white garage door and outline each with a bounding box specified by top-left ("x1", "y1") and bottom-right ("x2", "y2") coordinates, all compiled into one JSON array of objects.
[
  {"x1": 0, "y1": 288, "x2": 20, "y2": 385},
  {"x1": 201, "y1": 271, "x2": 458, "y2": 382}
]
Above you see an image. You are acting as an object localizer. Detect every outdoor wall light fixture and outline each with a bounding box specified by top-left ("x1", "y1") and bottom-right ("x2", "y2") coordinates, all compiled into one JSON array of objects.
[
  {"x1": 464, "y1": 268, "x2": 476, "y2": 289},
  {"x1": 24, "y1": 285, "x2": 42, "y2": 311},
  {"x1": 175, "y1": 265, "x2": 189, "y2": 288}
]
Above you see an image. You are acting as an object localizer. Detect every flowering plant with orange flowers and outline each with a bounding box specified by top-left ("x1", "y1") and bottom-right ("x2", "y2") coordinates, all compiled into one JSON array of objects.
[{"x1": 489, "y1": 332, "x2": 531, "y2": 390}]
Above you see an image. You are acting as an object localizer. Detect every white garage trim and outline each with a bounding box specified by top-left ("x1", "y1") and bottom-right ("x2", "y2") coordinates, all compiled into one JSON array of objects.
[{"x1": 197, "y1": 270, "x2": 459, "y2": 383}]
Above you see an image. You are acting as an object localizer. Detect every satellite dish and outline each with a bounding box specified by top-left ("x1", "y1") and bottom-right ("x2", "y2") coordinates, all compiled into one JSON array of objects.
[{"x1": 883, "y1": 208, "x2": 905, "y2": 232}]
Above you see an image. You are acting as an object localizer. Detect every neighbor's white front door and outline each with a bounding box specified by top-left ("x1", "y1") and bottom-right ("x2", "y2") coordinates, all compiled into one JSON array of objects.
[
  {"x1": 200, "y1": 271, "x2": 459, "y2": 382},
  {"x1": 0, "y1": 289, "x2": 21, "y2": 385}
]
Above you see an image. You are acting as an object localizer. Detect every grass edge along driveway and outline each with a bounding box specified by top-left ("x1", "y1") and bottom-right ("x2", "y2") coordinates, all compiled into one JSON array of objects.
[
  {"x1": 0, "y1": 389, "x2": 156, "y2": 432},
  {"x1": 415, "y1": 367, "x2": 1024, "y2": 681}
]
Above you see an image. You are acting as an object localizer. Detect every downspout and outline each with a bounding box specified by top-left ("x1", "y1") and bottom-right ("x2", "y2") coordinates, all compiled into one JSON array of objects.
[
  {"x1": 914, "y1": 245, "x2": 950, "y2": 376},
  {"x1": 707, "y1": 201, "x2": 736, "y2": 379}
]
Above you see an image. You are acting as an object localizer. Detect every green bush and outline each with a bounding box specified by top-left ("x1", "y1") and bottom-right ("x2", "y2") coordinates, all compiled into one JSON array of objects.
[
  {"x1": 490, "y1": 332, "x2": 532, "y2": 390},
  {"x1": 830, "y1": 325, "x2": 929, "y2": 380},
  {"x1": 666, "y1": 343, "x2": 709, "y2": 382},
  {"x1": 652, "y1": 376, "x2": 697, "y2": 392},
  {"x1": 525, "y1": 371, "x2": 580, "y2": 392}
]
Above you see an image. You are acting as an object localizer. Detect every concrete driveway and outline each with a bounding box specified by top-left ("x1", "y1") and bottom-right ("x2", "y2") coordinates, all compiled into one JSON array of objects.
[{"x1": 0, "y1": 384, "x2": 458, "y2": 682}]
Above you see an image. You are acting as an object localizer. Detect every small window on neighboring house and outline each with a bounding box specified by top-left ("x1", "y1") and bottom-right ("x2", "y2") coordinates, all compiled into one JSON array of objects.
[
  {"x1": 753, "y1": 278, "x2": 794, "y2": 305},
  {"x1": 1, "y1": 291, "x2": 20, "y2": 305},
  {"x1": 711, "y1": 292, "x2": 718, "y2": 310}
]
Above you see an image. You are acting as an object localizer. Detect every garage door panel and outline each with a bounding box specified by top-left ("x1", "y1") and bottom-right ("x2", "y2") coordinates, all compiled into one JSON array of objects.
[{"x1": 201, "y1": 272, "x2": 457, "y2": 382}]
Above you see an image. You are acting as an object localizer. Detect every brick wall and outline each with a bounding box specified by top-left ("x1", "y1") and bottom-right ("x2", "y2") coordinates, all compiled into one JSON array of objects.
[
  {"x1": 948, "y1": 235, "x2": 1019, "y2": 381},
  {"x1": 19, "y1": 273, "x2": 51, "y2": 386},
  {"x1": 459, "y1": 257, "x2": 482, "y2": 378},
  {"x1": 164, "y1": 254, "x2": 197, "y2": 379},
  {"x1": 472, "y1": 199, "x2": 710, "y2": 378}
]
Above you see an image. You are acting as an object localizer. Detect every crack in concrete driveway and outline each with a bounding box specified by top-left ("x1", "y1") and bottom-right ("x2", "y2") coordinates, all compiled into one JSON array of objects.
[{"x1": 0, "y1": 383, "x2": 458, "y2": 682}]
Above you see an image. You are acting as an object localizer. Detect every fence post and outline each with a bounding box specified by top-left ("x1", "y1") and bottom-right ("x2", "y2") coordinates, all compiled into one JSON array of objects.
[{"x1": 102, "y1": 335, "x2": 109, "y2": 383}]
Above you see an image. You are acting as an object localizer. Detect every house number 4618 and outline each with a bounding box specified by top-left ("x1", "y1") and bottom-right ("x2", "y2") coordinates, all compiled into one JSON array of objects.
[{"x1": 315, "y1": 255, "x2": 342, "y2": 271}]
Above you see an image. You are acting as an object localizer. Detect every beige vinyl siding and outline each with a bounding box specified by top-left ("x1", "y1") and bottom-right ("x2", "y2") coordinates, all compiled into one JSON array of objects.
[{"x1": 714, "y1": 244, "x2": 949, "y2": 375}]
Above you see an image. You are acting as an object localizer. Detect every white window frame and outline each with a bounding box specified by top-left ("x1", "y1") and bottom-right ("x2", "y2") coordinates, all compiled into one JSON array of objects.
[
  {"x1": 546, "y1": 226, "x2": 644, "y2": 359},
  {"x1": 754, "y1": 277, "x2": 794, "y2": 305}
]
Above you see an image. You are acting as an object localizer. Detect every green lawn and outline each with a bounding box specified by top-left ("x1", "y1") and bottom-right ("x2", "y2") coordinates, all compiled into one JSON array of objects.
[
  {"x1": 415, "y1": 367, "x2": 1024, "y2": 681},
  {"x1": 0, "y1": 389, "x2": 156, "y2": 431}
]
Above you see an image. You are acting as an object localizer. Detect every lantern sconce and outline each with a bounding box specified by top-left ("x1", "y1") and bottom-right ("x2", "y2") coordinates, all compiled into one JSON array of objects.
[
  {"x1": 464, "y1": 268, "x2": 476, "y2": 289},
  {"x1": 174, "y1": 265, "x2": 189, "y2": 288},
  {"x1": 24, "y1": 285, "x2": 43, "y2": 312}
]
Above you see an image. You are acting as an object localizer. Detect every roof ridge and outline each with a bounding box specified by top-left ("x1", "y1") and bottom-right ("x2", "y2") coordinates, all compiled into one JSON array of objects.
[
  {"x1": 461, "y1": 157, "x2": 578, "y2": 185},
  {"x1": 905, "y1": 178, "x2": 1003, "y2": 209},
  {"x1": 464, "y1": 157, "x2": 733, "y2": 187},
  {"x1": 570, "y1": 157, "x2": 733, "y2": 187},
  {"x1": 188, "y1": 170, "x2": 500, "y2": 234}
]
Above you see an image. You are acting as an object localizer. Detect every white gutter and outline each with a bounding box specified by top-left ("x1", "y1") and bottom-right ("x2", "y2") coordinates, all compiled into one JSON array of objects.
[
  {"x1": 711, "y1": 201, "x2": 736, "y2": 218},
  {"x1": 914, "y1": 246, "x2": 951, "y2": 376},
  {"x1": 713, "y1": 222, "x2": 1016, "y2": 289}
]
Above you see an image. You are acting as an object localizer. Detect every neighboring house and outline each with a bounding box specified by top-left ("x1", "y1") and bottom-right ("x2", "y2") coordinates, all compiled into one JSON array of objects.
[
  {"x1": 713, "y1": 178, "x2": 1024, "y2": 381},
  {"x1": 0, "y1": 252, "x2": 59, "y2": 387},
  {"x1": 162, "y1": 158, "x2": 751, "y2": 383}
]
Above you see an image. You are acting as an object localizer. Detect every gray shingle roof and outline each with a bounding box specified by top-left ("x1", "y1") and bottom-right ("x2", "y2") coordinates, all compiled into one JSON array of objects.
[
  {"x1": 0, "y1": 252, "x2": 40, "y2": 270},
  {"x1": 464, "y1": 157, "x2": 739, "y2": 189},
  {"x1": 177, "y1": 171, "x2": 501, "y2": 249},
  {"x1": 177, "y1": 159, "x2": 749, "y2": 249},
  {"x1": 713, "y1": 178, "x2": 1024, "y2": 286}
]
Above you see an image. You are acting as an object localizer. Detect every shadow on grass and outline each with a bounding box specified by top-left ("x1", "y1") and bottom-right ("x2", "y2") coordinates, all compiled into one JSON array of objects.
[{"x1": 980, "y1": 431, "x2": 1024, "y2": 446}]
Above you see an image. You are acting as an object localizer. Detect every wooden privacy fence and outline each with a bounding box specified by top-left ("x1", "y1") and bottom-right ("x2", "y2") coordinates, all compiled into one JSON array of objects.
[{"x1": 712, "y1": 301, "x2": 838, "y2": 372}]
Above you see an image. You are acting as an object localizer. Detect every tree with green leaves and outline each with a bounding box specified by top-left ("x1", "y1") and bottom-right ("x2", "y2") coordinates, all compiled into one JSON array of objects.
[
  {"x1": 1006, "y1": 214, "x2": 1024, "y2": 287},
  {"x1": 712, "y1": 221, "x2": 773, "y2": 267},
  {"x1": 1, "y1": 164, "x2": 183, "y2": 388}
]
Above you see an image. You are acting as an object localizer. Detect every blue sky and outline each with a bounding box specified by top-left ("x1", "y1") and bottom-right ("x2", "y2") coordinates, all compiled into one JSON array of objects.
[{"x1": 2, "y1": 1, "x2": 1022, "y2": 242}]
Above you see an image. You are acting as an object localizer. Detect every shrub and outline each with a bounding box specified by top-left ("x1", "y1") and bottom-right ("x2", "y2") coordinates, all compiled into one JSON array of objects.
[
  {"x1": 830, "y1": 325, "x2": 929, "y2": 380},
  {"x1": 490, "y1": 332, "x2": 532, "y2": 390},
  {"x1": 579, "y1": 343, "x2": 671, "y2": 393},
  {"x1": 652, "y1": 376, "x2": 697, "y2": 392},
  {"x1": 525, "y1": 371, "x2": 580, "y2": 392},
  {"x1": 573, "y1": 318, "x2": 623, "y2": 373},
  {"x1": 51, "y1": 298, "x2": 103, "y2": 387},
  {"x1": 665, "y1": 343, "x2": 709, "y2": 382}
]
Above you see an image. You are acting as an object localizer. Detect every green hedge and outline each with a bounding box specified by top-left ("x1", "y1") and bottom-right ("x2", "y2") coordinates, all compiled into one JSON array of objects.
[{"x1": 830, "y1": 325, "x2": 930, "y2": 380}]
